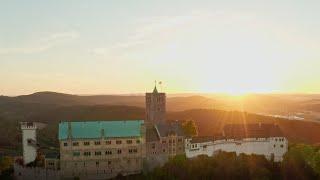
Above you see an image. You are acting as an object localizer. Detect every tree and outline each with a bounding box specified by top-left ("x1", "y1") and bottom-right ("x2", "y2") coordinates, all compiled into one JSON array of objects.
[
  {"x1": 0, "y1": 156, "x2": 13, "y2": 173},
  {"x1": 182, "y1": 119, "x2": 198, "y2": 137},
  {"x1": 282, "y1": 144, "x2": 318, "y2": 180}
]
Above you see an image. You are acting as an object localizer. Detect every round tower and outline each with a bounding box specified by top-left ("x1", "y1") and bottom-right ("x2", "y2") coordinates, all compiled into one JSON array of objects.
[{"x1": 20, "y1": 122, "x2": 38, "y2": 165}]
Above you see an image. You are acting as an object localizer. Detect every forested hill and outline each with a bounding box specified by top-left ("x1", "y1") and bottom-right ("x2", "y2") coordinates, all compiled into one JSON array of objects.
[
  {"x1": 1, "y1": 91, "x2": 320, "y2": 113},
  {"x1": 1, "y1": 91, "x2": 320, "y2": 155},
  {"x1": 2, "y1": 104, "x2": 320, "y2": 156}
]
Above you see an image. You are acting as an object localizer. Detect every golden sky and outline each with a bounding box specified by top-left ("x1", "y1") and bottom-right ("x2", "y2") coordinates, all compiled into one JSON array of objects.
[{"x1": 1, "y1": 1, "x2": 320, "y2": 95}]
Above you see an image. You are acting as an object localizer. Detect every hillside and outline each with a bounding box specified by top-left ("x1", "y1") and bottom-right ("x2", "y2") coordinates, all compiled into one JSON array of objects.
[
  {"x1": 2, "y1": 105, "x2": 320, "y2": 156},
  {"x1": 168, "y1": 109, "x2": 320, "y2": 144},
  {"x1": 1, "y1": 91, "x2": 320, "y2": 114},
  {"x1": 0, "y1": 92, "x2": 144, "y2": 107},
  {"x1": 1, "y1": 92, "x2": 320, "y2": 155}
]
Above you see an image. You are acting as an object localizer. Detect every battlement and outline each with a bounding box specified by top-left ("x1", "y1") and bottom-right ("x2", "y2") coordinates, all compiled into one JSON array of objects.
[{"x1": 20, "y1": 122, "x2": 37, "y2": 130}]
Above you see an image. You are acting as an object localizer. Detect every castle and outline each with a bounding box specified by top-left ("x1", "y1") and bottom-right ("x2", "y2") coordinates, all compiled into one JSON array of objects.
[
  {"x1": 15, "y1": 85, "x2": 288, "y2": 179},
  {"x1": 185, "y1": 123, "x2": 288, "y2": 162}
]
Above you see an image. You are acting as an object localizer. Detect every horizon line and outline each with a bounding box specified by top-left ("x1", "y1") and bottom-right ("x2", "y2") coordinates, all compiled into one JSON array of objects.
[{"x1": 2, "y1": 90, "x2": 320, "y2": 97}]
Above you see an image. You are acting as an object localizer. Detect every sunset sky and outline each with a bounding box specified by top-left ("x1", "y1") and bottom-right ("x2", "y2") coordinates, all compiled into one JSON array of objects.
[{"x1": 1, "y1": 0, "x2": 320, "y2": 96}]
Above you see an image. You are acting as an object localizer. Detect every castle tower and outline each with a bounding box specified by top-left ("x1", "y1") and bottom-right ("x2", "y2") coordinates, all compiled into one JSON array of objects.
[
  {"x1": 146, "y1": 85, "x2": 166, "y2": 124},
  {"x1": 20, "y1": 122, "x2": 38, "y2": 165}
]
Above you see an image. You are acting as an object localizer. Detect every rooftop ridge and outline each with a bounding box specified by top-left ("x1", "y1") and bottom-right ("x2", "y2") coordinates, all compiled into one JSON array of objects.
[{"x1": 58, "y1": 120, "x2": 144, "y2": 140}]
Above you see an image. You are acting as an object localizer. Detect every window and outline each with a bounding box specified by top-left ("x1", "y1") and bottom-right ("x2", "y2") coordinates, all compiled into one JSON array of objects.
[
  {"x1": 173, "y1": 140, "x2": 175, "y2": 143},
  {"x1": 63, "y1": 142, "x2": 68, "y2": 146},
  {"x1": 95, "y1": 151, "x2": 102, "y2": 156},
  {"x1": 84, "y1": 152, "x2": 91, "y2": 156},
  {"x1": 163, "y1": 149, "x2": 166, "y2": 153},
  {"x1": 117, "y1": 149, "x2": 122, "y2": 154},
  {"x1": 73, "y1": 151, "x2": 80, "y2": 157},
  {"x1": 108, "y1": 161, "x2": 111, "y2": 165},
  {"x1": 274, "y1": 144, "x2": 276, "y2": 148},
  {"x1": 83, "y1": 141, "x2": 90, "y2": 146},
  {"x1": 116, "y1": 140, "x2": 122, "y2": 145},
  {"x1": 106, "y1": 140, "x2": 111, "y2": 145},
  {"x1": 72, "y1": 142, "x2": 79, "y2": 146},
  {"x1": 280, "y1": 144, "x2": 284, "y2": 148},
  {"x1": 105, "y1": 150, "x2": 112, "y2": 155},
  {"x1": 94, "y1": 141, "x2": 101, "y2": 145},
  {"x1": 152, "y1": 143, "x2": 155, "y2": 149},
  {"x1": 136, "y1": 139, "x2": 140, "y2": 144},
  {"x1": 162, "y1": 140, "x2": 166, "y2": 144},
  {"x1": 275, "y1": 138, "x2": 278, "y2": 141},
  {"x1": 127, "y1": 140, "x2": 132, "y2": 144},
  {"x1": 128, "y1": 149, "x2": 137, "y2": 154},
  {"x1": 178, "y1": 138, "x2": 182, "y2": 143},
  {"x1": 96, "y1": 161, "x2": 99, "y2": 167}
]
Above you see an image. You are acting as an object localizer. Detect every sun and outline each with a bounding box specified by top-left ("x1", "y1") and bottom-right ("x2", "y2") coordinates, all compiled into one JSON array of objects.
[{"x1": 226, "y1": 89, "x2": 247, "y2": 97}]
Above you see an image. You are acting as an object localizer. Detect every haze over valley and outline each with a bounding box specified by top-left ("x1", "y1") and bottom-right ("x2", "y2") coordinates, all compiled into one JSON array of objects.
[{"x1": 1, "y1": 91, "x2": 320, "y2": 156}]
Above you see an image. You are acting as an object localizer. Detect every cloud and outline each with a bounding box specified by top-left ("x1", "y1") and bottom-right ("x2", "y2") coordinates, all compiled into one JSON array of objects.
[
  {"x1": 40, "y1": 31, "x2": 79, "y2": 43},
  {"x1": 89, "y1": 11, "x2": 223, "y2": 56},
  {"x1": 90, "y1": 9, "x2": 320, "y2": 61},
  {"x1": 90, "y1": 39, "x2": 147, "y2": 56},
  {"x1": 0, "y1": 31, "x2": 79, "y2": 55}
]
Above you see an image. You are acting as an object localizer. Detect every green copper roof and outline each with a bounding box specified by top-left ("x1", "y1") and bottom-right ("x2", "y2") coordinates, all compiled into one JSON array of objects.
[{"x1": 58, "y1": 120, "x2": 144, "y2": 140}]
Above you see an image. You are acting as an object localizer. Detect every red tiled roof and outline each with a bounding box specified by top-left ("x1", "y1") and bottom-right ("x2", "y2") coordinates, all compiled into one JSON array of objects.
[
  {"x1": 223, "y1": 123, "x2": 284, "y2": 139},
  {"x1": 190, "y1": 136, "x2": 214, "y2": 143}
]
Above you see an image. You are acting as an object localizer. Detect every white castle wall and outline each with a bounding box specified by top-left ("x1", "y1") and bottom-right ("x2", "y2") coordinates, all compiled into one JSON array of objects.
[
  {"x1": 185, "y1": 140, "x2": 215, "y2": 158},
  {"x1": 185, "y1": 137, "x2": 288, "y2": 162}
]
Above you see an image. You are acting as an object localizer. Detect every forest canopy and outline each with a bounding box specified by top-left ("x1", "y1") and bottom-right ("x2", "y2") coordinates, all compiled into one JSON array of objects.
[{"x1": 118, "y1": 144, "x2": 320, "y2": 180}]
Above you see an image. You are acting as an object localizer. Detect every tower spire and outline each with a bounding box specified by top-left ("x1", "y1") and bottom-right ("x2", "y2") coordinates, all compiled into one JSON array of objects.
[{"x1": 153, "y1": 80, "x2": 158, "y2": 93}]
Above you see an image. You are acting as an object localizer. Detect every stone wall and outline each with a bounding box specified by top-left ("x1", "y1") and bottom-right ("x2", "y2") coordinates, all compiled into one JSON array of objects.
[
  {"x1": 14, "y1": 163, "x2": 61, "y2": 180},
  {"x1": 186, "y1": 137, "x2": 288, "y2": 162}
]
